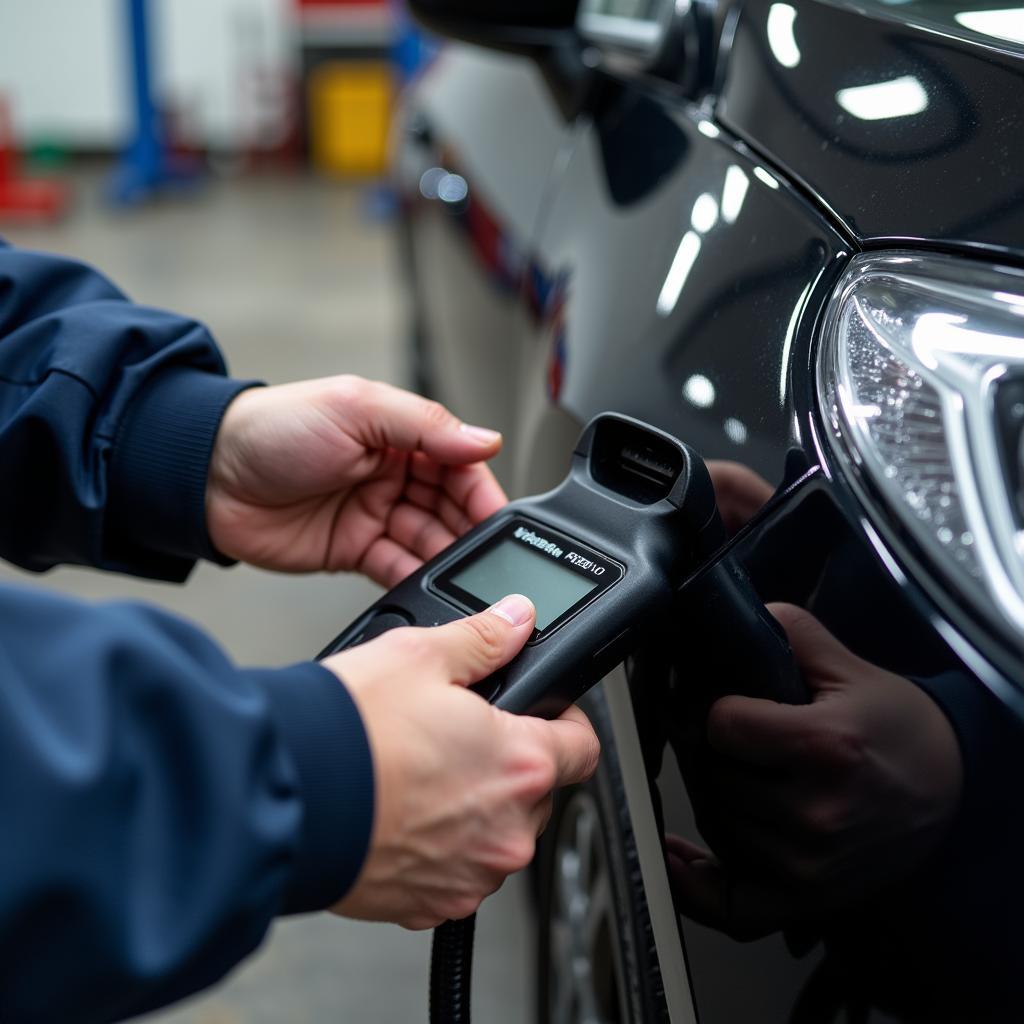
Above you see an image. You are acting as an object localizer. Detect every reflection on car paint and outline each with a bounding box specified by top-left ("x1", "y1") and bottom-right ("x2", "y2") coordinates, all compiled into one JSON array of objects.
[
  {"x1": 398, "y1": 7, "x2": 1024, "y2": 1016},
  {"x1": 644, "y1": 470, "x2": 1024, "y2": 1022},
  {"x1": 721, "y1": 0, "x2": 1024, "y2": 245},
  {"x1": 413, "y1": 148, "x2": 524, "y2": 292}
]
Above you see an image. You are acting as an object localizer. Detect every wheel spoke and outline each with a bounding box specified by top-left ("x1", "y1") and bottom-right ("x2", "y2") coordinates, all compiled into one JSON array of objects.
[
  {"x1": 549, "y1": 918, "x2": 570, "y2": 966},
  {"x1": 575, "y1": 963, "x2": 604, "y2": 1024},
  {"x1": 584, "y1": 868, "x2": 612, "y2": 954},
  {"x1": 574, "y1": 800, "x2": 597, "y2": 891},
  {"x1": 546, "y1": 791, "x2": 620, "y2": 1024},
  {"x1": 551, "y1": 953, "x2": 576, "y2": 1023},
  {"x1": 557, "y1": 848, "x2": 581, "y2": 918}
]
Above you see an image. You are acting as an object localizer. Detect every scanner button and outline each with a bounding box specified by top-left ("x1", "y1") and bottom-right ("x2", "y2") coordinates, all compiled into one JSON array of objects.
[{"x1": 361, "y1": 611, "x2": 413, "y2": 642}]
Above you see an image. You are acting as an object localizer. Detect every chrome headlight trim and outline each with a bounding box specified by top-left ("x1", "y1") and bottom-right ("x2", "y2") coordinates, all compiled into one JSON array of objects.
[{"x1": 818, "y1": 250, "x2": 1024, "y2": 647}]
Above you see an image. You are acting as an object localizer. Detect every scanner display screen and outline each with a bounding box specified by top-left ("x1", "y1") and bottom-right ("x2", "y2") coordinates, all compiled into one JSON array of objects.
[{"x1": 449, "y1": 539, "x2": 600, "y2": 631}]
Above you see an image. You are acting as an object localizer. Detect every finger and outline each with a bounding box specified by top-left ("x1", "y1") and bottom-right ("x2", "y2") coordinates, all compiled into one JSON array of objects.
[
  {"x1": 387, "y1": 502, "x2": 459, "y2": 562},
  {"x1": 434, "y1": 493, "x2": 475, "y2": 537},
  {"x1": 664, "y1": 836, "x2": 795, "y2": 941},
  {"x1": 356, "y1": 381, "x2": 503, "y2": 465},
  {"x1": 664, "y1": 834, "x2": 713, "y2": 864},
  {"x1": 435, "y1": 460, "x2": 508, "y2": 524},
  {"x1": 530, "y1": 706, "x2": 601, "y2": 789},
  {"x1": 409, "y1": 452, "x2": 505, "y2": 511},
  {"x1": 531, "y1": 795, "x2": 555, "y2": 838},
  {"x1": 425, "y1": 595, "x2": 536, "y2": 684},
  {"x1": 322, "y1": 597, "x2": 533, "y2": 694},
  {"x1": 767, "y1": 603, "x2": 861, "y2": 683},
  {"x1": 556, "y1": 703, "x2": 593, "y2": 729},
  {"x1": 709, "y1": 762, "x2": 818, "y2": 831},
  {"x1": 407, "y1": 458, "x2": 506, "y2": 526},
  {"x1": 708, "y1": 694, "x2": 826, "y2": 767},
  {"x1": 404, "y1": 482, "x2": 473, "y2": 536},
  {"x1": 357, "y1": 535, "x2": 423, "y2": 589},
  {"x1": 407, "y1": 451, "x2": 444, "y2": 487},
  {"x1": 705, "y1": 461, "x2": 774, "y2": 535},
  {"x1": 699, "y1": 805, "x2": 816, "y2": 878},
  {"x1": 404, "y1": 479, "x2": 442, "y2": 511}
]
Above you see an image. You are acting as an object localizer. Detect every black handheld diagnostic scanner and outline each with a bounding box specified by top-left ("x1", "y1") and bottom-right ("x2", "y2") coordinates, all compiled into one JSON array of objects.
[{"x1": 319, "y1": 413, "x2": 722, "y2": 718}]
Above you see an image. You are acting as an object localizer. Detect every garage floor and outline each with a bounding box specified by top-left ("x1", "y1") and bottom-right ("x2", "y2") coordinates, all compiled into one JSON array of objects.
[{"x1": 1, "y1": 170, "x2": 530, "y2": 1024}]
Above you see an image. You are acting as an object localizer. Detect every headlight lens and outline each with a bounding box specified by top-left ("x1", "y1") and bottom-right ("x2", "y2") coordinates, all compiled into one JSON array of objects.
[{"x1": 818, "y1": 251, "x2": 1024, "y2": 645}]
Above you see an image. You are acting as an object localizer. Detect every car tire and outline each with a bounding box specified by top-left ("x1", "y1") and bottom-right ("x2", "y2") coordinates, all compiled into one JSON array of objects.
[{"x1": 535, "y1": 688, "x2": 669, "y2": 1024}]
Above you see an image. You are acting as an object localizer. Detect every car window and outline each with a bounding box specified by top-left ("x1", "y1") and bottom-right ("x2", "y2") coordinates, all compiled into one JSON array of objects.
[
  {"x1": 825, "y1": 0, "x2": 1024, "y2": 52},
  {"x1": 577, "y1": 0, "x2": 675, "y2": 51},
  {"x1": 581, "y1": 0, "x2": 665, "y2": 16}
]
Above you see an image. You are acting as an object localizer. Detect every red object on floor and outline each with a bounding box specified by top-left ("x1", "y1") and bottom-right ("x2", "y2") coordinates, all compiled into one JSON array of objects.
[{"x1": 0, "y1": 97, "x2": 68, "y2": 223}]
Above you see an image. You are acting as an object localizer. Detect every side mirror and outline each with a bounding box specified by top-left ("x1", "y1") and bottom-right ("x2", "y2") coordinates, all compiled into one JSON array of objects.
[{"x1": 407, "y1": 0, "x2": 581, "y2": 53}]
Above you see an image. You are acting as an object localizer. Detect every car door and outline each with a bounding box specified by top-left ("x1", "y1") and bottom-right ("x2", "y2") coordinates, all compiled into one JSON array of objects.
[
  {"x1": 395, "y1": 46, "x2": 577, "y2": 484},
  {"x1": 399, "y1": 0, "x2": 1024, "y2": 1018},
  {"x1": 520, "y1": 0, "x2": 1024, "y2": 1020},
  {"x1": 515, "y1": 2, "x2": 854, "y2": 1020}
]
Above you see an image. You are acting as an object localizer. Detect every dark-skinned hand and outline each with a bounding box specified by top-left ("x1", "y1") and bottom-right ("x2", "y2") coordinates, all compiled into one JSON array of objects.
[{"x1": 667, "y1": 603, "x2": 963, "y2": 941}]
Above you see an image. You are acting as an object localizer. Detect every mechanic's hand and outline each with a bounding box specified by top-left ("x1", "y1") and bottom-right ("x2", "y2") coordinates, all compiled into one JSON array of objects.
[
  {"x1": 322, "y1": 595, "x2": 601, "y2": 930},
  {"x1": 666, "y1": 603, "x2": 963, "y2": 941},
  {"x1": 206, "y1": 376, "x2": 506, "y2": 585}
]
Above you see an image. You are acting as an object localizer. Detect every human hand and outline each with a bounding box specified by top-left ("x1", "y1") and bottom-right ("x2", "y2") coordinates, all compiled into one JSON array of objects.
[
  {"x1": 323, "y1": 595, "x2": 601, "y2": 930},
  {"x1": 667, "y1": 603, "x2": 963, "y2": 941},
  {"x1": 706, "y1": 461, "x2": 774, "y2": 536},
  {"x1": 206, "y1": 376, "x2": 507, "y2": 584}
]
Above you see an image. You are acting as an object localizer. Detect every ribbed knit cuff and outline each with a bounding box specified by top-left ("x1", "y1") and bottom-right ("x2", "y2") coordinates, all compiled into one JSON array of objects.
[
  {"x1": 107, "y1": 368, "x2": 260, "y2": 576},
  {"x1": 253, "y1": 662, "x2": 374, "y2": 914}
]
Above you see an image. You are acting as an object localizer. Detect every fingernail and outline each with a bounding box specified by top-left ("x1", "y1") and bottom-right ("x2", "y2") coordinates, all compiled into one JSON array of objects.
[
  {"x1": 488, "y1": 594, "x2": 535, "y2": 627},
  {"x1": 459, "y1": 423, "x2": 501, "y2": 445}
]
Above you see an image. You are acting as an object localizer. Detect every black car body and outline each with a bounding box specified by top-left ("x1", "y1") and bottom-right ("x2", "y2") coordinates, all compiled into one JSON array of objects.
[{"x1": 396, "y1": 1, "x2": 1024, "y2": 1019}]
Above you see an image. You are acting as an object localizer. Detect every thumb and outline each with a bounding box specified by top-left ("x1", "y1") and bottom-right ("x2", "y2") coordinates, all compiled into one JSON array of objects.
[
  {"x1": 357, "y1": 381, "x2": 503, "y2": 464},
  {"x1": 665, "y1": 835, "x2": 800, "y2": 941},
  {"x1": 766, "y1": 603, "x2": 861, "y2": 686},
  {"x1": 426, "y1": 595, "x2": 536, "y2": 686},
  {"x1": 706, "y1": 608, "x2": 847, "y2": 765}
]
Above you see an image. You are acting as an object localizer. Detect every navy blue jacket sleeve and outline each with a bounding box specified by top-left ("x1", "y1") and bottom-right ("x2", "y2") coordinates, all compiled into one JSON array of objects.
[
  {"x1": 0, "y1": 585, "x2": 373, "y2": 1024},
  {"x1": 0, "y1": 240, "x2": 253, "y2": 580},
  {"x1": 0, "y1": 245, "x2": 375, "y2": 1021}
]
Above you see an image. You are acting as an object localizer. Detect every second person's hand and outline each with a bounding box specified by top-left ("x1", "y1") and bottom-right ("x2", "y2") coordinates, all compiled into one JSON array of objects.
[
  {"x1": 323, "y1": 594, "x2": 601, "y2": 930},
  {"x1": 667, "y1": 604, "x2": 963, "y2": 940},
  {"x1": 206, "y1": 376, "x2": 507, "y2": 585}
]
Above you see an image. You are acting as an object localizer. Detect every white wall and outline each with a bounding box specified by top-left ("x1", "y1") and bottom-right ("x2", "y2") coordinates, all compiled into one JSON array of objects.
[{"x1": 0, "y1": 0, "x2": 293, "y2": 149}]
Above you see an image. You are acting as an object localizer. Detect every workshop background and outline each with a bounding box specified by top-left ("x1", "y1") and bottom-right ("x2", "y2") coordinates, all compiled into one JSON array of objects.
[{"x1": 0, "y1": 1, "x2": 529, "y2": 1021}]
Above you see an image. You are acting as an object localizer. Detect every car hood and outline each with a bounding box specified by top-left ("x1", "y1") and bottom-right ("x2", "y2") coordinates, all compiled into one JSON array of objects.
[{"x1": 718, "y1": 0, "x2": 1024, "y2": 256}]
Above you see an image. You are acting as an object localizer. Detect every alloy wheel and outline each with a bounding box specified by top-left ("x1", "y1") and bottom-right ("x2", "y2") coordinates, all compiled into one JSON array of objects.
[{"x1": 547, "y1": 790, "x2": 631, "y2": 1024}]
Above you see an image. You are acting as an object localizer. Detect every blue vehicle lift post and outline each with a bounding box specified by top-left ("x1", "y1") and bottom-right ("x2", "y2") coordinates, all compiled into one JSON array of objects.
[{"x1": 107, "y1": 0, "x2": 201, "y2": 206}]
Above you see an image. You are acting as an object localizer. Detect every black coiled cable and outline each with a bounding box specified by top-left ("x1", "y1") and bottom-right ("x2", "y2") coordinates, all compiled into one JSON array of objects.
[{"x1": 429, "y1": 915, "x2": 476, "y2": 1024}]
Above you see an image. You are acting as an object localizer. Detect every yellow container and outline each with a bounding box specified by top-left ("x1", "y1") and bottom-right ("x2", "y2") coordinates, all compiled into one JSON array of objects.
[{"x1": 308, "y1": 62, "x2": 393, "y2": 177}]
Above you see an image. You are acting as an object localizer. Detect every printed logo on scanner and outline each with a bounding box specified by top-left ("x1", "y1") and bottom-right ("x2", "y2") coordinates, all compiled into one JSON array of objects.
[
  {"x1": 513, "y1": 526, "x2": 563, "y2": 559},
  {"x1": 565, "y1": 552, "x2": 605, "y2": 576}
]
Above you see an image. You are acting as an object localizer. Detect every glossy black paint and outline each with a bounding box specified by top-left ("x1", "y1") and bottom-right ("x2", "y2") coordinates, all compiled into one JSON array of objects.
[
  {"x1": 396, "y1": 2, "x2": 1024, "y2": 1020},
  {"x1": 659, "y1": 473, "x2": 1024, "y2": 1021},
  {"x1": 719, "y1": 0, "x2": 1024, "y2": 254},
  {"x1": 394, "y1": 48, "x2": 575, "y2": 482},
  {"x1": 528, "y1": 82, "x2": 847, "y2": 485}
]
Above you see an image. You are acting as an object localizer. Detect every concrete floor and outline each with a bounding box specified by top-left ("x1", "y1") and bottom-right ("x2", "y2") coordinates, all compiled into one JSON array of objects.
[{"x1": 1, "y1": 170, "x2": 530, "y2": 1023}]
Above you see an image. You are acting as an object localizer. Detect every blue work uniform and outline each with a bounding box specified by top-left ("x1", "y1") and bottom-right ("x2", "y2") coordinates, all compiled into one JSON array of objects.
[{"x1": 0, "y1": 241, "x2": 373, "y2": 1022}]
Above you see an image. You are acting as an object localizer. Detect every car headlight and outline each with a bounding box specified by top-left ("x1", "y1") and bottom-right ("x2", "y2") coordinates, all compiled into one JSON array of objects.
[{"x1": 818, "y1": 250, "x2": 1024, "y2": 647}]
